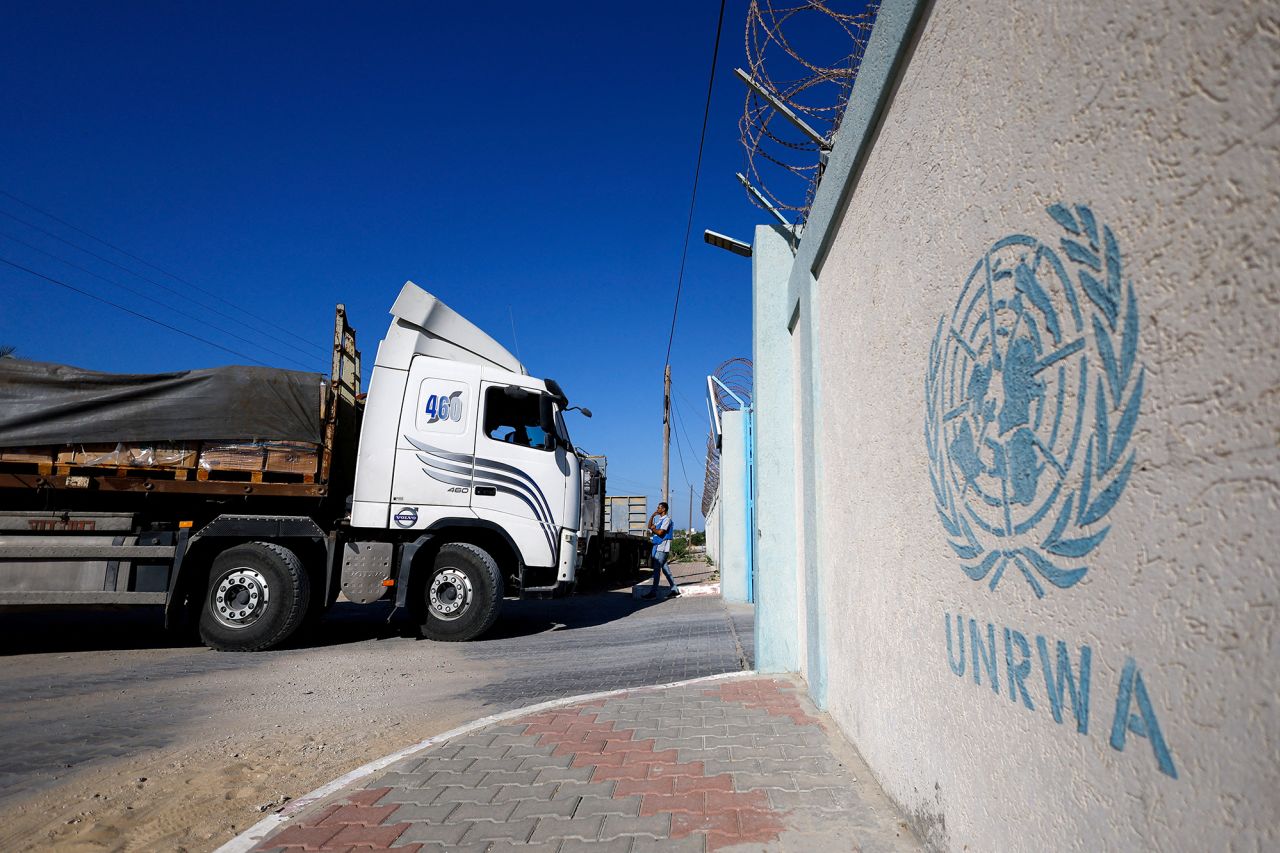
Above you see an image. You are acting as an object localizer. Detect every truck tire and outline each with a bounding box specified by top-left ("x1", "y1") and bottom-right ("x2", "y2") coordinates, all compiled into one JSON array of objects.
[
  {"x1": 420, "y1": 543, "x2": 503, "y2": 642},
  {"x1": 198, "y1": 542, "x2": 310, "y2": 652}
]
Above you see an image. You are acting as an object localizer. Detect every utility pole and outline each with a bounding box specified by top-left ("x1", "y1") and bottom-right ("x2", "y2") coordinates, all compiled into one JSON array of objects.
[
  {"x1": 688, "y1": 484, "x2": 693, "y2": 534},
  {"x1": 661, "y1": 365, "x2": 671, "y2": 506}
]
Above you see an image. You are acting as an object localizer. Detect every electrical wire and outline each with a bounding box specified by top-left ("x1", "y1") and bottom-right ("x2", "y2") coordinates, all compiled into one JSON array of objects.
[
  {"x1": 675, "y1": 385, "x2": 714, "y2": 435},
  {"x1": 0, "y1": 191, "x2": 328, "y2": 357},
  {"x1": 664, "y1": 0, "x2": 728, "y2": 366},
  {"x1": 669, "y1": 401, "x2": 694, "y2": 491},
  {"x1": 0, "y1": 256, "x2": 271, "y2": 366},
  {"x1": 0, "y1": 230, "x2": 319, "y2": 371},
  {"x1": 672, "y1": 394, "x2": 708, "y2": 483},
  {"x1": 508, "y1": 305, "x2": 523, "y2": 363}
]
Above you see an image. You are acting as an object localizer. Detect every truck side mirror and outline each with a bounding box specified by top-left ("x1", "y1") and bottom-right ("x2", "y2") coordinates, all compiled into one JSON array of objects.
[{"x1": 539, "y1": 394, "x2": 559, "y2": 450}]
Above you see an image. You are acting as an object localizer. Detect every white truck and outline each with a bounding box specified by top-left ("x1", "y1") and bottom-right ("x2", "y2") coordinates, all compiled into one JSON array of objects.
[{"x1": 0, "y1": 282, "x2": 590, "y2": 649}]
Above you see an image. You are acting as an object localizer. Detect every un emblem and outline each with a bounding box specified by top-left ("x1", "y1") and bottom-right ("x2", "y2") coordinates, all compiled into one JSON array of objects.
[{"x1": 925, "y1": 204, "x2": 1144, "y2": 597}]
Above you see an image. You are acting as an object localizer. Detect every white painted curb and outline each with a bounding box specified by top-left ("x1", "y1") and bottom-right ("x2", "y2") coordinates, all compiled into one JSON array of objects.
[
  {"x1": 215, "y1": 669, "x2": 758, "y2": 853},
  {"x1": 630, "y1": 581, "x2": 720, "y2": 599}
]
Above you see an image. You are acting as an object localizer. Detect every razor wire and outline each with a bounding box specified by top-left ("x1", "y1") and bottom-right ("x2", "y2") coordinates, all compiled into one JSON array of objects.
[
  {"x1": 740, "y1": 1, "x2": 878, "y2": 224},
  {"x1": 702, "y1": 357, "x2": 754, "y2": 516}
]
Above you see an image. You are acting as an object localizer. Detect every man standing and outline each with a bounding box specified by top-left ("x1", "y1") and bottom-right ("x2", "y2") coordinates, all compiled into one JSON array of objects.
[{"x1": 642, "y1": 501, "x2": 679, "y2": 600}]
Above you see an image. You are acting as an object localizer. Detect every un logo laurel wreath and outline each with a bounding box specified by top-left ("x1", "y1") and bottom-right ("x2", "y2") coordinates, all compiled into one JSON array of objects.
[{"x1": 925, "y1": 204, "x2": 1144, "y2": 597}]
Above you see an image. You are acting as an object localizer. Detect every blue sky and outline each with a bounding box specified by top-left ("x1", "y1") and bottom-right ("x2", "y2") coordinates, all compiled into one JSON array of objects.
[{"x1": 0, "y1": 2, "x2": 774, "y2": 527}]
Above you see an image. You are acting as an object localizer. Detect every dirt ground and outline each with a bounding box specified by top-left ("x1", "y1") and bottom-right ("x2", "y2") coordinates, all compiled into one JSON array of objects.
[
  {"x1": 0, "y1": 605, "x2": 494, "y2": 852},
  {"x1": 1, "y1": 706, "x2": 479, "y2": 853},
  {"x1": 0, "y1": 560, "x2": 740, "y2": 852}
]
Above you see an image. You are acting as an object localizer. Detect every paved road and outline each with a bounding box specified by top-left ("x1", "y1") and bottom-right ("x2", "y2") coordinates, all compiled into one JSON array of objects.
[{"x1": 0, "y1": 562, "x2": 750, "y2": 851}]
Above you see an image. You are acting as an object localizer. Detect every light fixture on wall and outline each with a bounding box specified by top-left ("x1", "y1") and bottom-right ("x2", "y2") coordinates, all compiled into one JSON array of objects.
[{"x1": 703, "y1": 229, "x2": 753, "y2": 258}]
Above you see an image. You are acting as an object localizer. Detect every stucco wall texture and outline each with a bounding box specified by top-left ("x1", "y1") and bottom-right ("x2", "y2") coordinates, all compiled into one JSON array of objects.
[
  {"x1": 807, "y1": 1, "x2": 1278, "y2": 850},
  {"x1": 753, "y1": 224, "x2": 801, "y2": 672},
  {"x1": 719, "y1": 410, "x2": 751, "y2": 603}
]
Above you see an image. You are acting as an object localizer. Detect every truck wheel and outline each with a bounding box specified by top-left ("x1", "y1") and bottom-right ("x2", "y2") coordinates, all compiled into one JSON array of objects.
[
  {"x1": 420, "y1": 543, "x2": 503, "y2": 642},
  {"x1": 199, "y1": 542, "x2": 310, "y2": 652}
]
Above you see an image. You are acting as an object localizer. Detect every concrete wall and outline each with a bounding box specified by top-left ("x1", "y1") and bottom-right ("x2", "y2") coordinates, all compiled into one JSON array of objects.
[
  {"x1": 754, "y1": 0, "x2": 1279, "y2": 849},
  {"x1": 704, "y1": 494, "x2": 720, "y2": 567},
  {"x1": 718, "y1": 410, "x2": 750, "y2": 603},
  {"x1": 752, "y1": 224, "x2": 801, "y2": 671}
]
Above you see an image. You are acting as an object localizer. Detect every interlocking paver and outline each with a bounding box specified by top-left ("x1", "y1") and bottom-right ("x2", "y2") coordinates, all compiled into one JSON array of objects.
[
  {"x1": 388, "y1": 802, "x2": 457, "y2": 823},
  {"x1": 251, "y1": 674, "x2": 921, "y2": 853},
  {"x1": 491, "y1": 781, "x2": 561, "y2": 803},
  {"x1": 557, "y1": 779, "x2": 618, "y2": 799},
  {"x1": 433, "y1": 785, "x2": 499, "y2": 805},
  {"x1": 519, "y1": 752, "x2": 574, "y2": 771},
  {"x1": 600, "y1": 813, "x2": 672, "y2": 839},
  {"x1": 424, "y1": 769, "x2": 490, "y2": 787},
  {"x1": 486, "y1": 842, "x2": 563, "y2": 853},
  {"x1": 462, "y1": 756, "x2": 526, "y2": 773},
  {"x1": 512, "y1": 795, "x2": 580, "y2": 819},
  {"x1": 575, "y1": 794, "x2": 642, "y2": 817},
  {"x1": 536, "y1": 764, "x2": 597, "y2": 784},
  {"x1": 461, "y1": 815, "x2": 540, "y2": 843},
  {"x1": 374, "y1": 770, "x2": 435, "y2": 789},
  {"x1": 326, "y1": 821, "x2": 410, "y2": 847},
  {"x1": 631, "y1": 836, "x2": 705, "y2": 853},
  {"x1": 396, "y1": 818, "x2": 472, "y2": 846},
  {"x1": 377, "y1": 786, "x2": 444, "y2": 806},
  {"x1": 262, "y1": 821, "x2": 342, "y2": 849},
  {"x1": 529, "y1": 814, "x2": 606, "y2": 842},
  {"x1": 449, "y1": 800, "x2": 518, "y2": 821},
  {"x1": 560, "y1": 837, "x2": 636, "y2": 853}
]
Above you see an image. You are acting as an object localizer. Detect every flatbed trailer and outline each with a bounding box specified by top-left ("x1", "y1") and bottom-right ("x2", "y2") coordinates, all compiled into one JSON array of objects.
[{"x1": 0, "y1": 307, "x2": 361, "y2": 630}]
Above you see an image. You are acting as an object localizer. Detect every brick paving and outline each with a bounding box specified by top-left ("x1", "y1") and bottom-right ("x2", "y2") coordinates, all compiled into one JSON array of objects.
[{"x1": 251, "y1": 676, "x2": 919, "y2": 852}]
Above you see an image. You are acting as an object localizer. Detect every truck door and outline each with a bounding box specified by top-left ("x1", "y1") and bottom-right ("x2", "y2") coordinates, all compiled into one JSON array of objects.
[
  {"x1": 470, "y1": 382, "x2": 571, "y2": 568},
  {"x1": 389, "y1": 356, "x2": 481, "y2": 529}
]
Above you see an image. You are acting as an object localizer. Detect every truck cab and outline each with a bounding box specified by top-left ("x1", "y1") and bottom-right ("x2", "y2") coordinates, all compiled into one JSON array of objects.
[{"x1": 344, "y1": 282, "x2": 583, "y2": 638}]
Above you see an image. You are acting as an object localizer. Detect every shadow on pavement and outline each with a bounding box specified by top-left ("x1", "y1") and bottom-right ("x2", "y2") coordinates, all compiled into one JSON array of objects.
[
  {"x1": 0, "y1": 573, "x2": 677, "y2": 654},
  {"x1": 0, "y1": 607, "x2": 198, "y2": 655},
  {"x1": 473, "y1": 589, "x2": 669, "y2": 642}
]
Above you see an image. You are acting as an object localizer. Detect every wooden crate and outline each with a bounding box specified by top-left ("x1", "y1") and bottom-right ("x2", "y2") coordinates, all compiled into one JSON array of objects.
[
  {"x1": 199, "y1": 442, "x2": 266, "y2": 472},
  {"x1": 52, "y1": 443, "x2": 197, "y2": 468},
  {"x1": 0, "y1": 447, "x2": 55, "y2": 464},
  {"x1": 265, "y1": 441, "x2": 319, "y2": 476},
  {"x1": 56, "y1": 443, "x2": 129, "y2": 466},
  {"x1": 127, "y1": 442, "x2": 198, "y2": 468}
]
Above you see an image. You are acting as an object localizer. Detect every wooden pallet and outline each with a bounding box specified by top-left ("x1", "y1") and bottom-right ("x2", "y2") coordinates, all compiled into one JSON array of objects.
[{"x1": 0, "y1": 468, "x2": 328, "y2": 498}]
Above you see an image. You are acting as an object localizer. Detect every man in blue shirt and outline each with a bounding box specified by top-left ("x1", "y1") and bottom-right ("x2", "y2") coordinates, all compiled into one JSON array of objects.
[{"x1": 641, "y1": 502, "x2": 680, "y2": 599}]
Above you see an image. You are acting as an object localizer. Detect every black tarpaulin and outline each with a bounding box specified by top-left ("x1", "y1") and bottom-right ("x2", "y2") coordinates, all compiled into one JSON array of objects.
[{"x1": 0, "y1": 360, "x2": 325, "y2": 446}]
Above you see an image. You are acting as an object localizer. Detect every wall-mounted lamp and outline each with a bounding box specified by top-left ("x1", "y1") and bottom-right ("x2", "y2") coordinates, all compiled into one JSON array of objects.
[{"x1": 703, "y1": 229, "x2": 753, "y2": 258}]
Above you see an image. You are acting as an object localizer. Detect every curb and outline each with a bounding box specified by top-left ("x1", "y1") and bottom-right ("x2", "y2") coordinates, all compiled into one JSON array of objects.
[
  {"x1": 630, "y1": 581, "x2": 721, "y2": 599},
  {"x1": 214, "y1": 669, "x2": 759, "y2": 853}
]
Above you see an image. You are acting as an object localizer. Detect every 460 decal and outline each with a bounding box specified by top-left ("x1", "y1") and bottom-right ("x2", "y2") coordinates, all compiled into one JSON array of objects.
[{"x1": 424, "y1": 390, "x2": 464, "y2": 424}]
